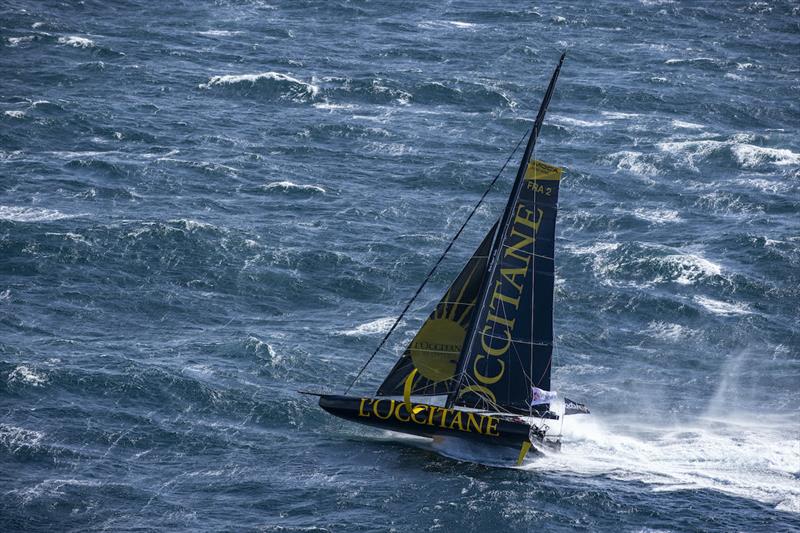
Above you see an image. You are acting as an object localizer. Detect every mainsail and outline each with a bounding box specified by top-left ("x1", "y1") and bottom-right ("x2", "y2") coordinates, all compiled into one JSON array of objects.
[
  {"x1": 376, "y1": 222, "x2": 497, "y2": 397},
  {"x1": 451, "y1": 160, "x2": 562, "y2": 413},
  {"x1": 446, "y1": 53, "x2": 566, "y2": 414}
]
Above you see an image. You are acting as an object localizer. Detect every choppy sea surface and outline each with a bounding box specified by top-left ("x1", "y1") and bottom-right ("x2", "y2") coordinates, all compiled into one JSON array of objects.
[{"x1": 2, "y1": 1, "x2": 799, "y2": 531}]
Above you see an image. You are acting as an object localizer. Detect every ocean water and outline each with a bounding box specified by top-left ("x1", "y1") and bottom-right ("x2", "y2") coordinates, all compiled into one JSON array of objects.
[{"x1": 1, "y1": 0, "x2": 799, "y2": 531}]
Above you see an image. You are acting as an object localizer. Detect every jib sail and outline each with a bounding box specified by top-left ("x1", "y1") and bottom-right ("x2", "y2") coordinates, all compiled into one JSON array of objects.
[{"x1": 376, "y1": 222, "x2": 497, "y2": 397}]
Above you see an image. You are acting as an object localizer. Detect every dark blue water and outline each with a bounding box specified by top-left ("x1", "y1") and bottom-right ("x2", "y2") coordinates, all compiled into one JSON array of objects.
[{"x1": 2, "y1": 1, "x2": 799, "y2": 531}]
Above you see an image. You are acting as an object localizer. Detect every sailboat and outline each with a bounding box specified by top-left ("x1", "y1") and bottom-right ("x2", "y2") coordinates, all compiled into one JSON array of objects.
[{"x1": 308, "y1": 54, "x2": 588, "y2": 465}]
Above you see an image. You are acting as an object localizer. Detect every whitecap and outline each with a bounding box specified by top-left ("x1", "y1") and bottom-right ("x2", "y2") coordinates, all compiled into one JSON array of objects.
[
  {"x1": 44, "y1": 232, "x2": 91, "y2": 244},
  {"x1": 261, "y1": 181, "x2": 326, "y2": 194},
  {"x1": 671, "y1": 119, "x2": 704, "y2": 129},
  {"x1": 632, "y1": 207, "x2": 681, "y2": 224},
  {"x1": 601, "y1": 111, "x2": 642, "y2": 119},
  {"x1": 661, "y1": 252, "x2": 722, "y2": 285},
  {"x1": 659, "y1": 138, "x2": 799, "y2": 170},
  {"x1": 8, "y1": 365, "x2": 47, "y2": 387},
  {"x1": 551, "y1": 115, "x2": 611, "y2": 128},
  {"x1": 644, "y1": 321, "x2": 695, "y2": 341},
  {"x1": 0, "y1": 206, "x2": 78, "y2": 222},
  {"x1": 339, "y1": 317, "x2": 397, "y2": 336},
  {"x1": 167, "y1": 218, "x2": 218, "y2": 232},
  {"x1": 731, "y1": 144, "x2": 800, "y2": 168},
  {"x1": 693, "y1": 295, "x2": 751, "y2": 316},
  {"x1": 445, "y1": 21, "x2": 475, "y2": 28},
  {"x1": 196, "y1": 30, "x2": 243, "y2": 37},
  {"x1": 199, "y1": 71, "x2": 319, "y2": 97},
  {"x1": 7, "y1": 36, "x2": 35, "y2": 46},
  {"x1": 312, "y1": 102, "x2": 355, "y2": 111},
  {"x1": 418, "y1": 20, "x2": 477, "y2": 30},
  {"x1": 665, "y1": 57, "x2": 717, "y2": 65},
  {"x1": 4, "y1": 110, "x2": 25, "y2": 118},
  {"x1": 606, "y1": 150, "x2": 659, "y2": 177},
  {"x1": 57, "y1": 35, "x2": 95, "y2": 48}
]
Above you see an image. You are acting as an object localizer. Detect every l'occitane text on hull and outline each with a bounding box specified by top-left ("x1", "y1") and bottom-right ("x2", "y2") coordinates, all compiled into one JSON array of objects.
[
  {"x1": 357, "y1": 397, "x2": 500, "y2": 436},
  {"x1": 317, "y1": 394, "x2": 536, "y2": 449}
]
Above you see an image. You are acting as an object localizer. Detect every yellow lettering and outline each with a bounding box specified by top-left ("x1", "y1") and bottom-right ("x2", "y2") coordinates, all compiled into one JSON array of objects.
[
  {"x1": 514, "y1": 204, "x2": 544, "y2": 232},
  {"x1": 411, "y1": 405, "x2": 427, "y2": 424},
  {"x1": 394, "y1": 402, "x2": 410, "y2": 422},
  {"x1": 358, "y1": 398, "x2": 372, "y2": 418},
  {"x1": 457, "y1": 384, "x2": 498, "y2": 406},
  {"x1": 480, "y1": 325, "x2": 511, "y2": 357},
  {"x1": 466, "y1": 413, "x2": 483, "y2": 434},
  {"x1": 486, "y1": 312, "x2": 515, "y2": 329},
  {"x1": 438, "y1": 408, "x2": 449, "y2": 428},
  {"x1": 501, "y1": 266, "x2": 527, "y2": 292},
  {"x1": 504, "y1": 227, "x2": 534, "y2": 263},
  {"x1": 485, "y1": 417, "x2": 500, "y2": 436},
  {"x1": 372, "y1": 399, "x2": 395, "y2": 420},
  {"x1": 489, "y1": 280, "x2": 521, "y2": 311},
  {"x1": 473, "y1": 354, "x2": 505, "y2": 384},
  {"x1": 448, "y1": 411, "x2": 465, "y2": 431},
  {"x1": 427, "y1": 406, "x2": 437, "y2": 426}
]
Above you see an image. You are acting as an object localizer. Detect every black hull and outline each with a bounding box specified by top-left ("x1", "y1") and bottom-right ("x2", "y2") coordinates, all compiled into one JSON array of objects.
[{"x1": 318, "y1": 394, "x2": 534, "y2": 450}]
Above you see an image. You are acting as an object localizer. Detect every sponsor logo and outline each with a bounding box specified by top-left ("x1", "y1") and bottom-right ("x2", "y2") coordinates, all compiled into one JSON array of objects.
[{"x1": 357, "y1": 398, "x2": 500, "y2": 437}]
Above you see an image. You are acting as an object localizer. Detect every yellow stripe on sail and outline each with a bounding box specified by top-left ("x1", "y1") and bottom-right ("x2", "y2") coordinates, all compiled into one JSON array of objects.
[{"x1": 524, "y1": 160, "x2": 562, "y2": 181}]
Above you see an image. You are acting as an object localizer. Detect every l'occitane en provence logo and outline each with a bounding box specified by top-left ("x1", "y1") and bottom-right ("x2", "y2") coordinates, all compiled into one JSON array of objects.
[{"x1": 409, "y1": 318, "x2": 464, "y2": 381}]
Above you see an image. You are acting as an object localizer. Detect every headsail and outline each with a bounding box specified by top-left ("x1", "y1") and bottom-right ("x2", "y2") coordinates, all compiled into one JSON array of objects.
[{"x1": 376, "y1": 222, "x2": 497, "y2": 397}]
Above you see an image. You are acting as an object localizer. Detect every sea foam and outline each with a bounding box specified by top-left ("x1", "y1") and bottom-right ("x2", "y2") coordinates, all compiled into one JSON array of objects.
[{"x1": 57, "y1": 35, "x2": 95, "y2": 48}]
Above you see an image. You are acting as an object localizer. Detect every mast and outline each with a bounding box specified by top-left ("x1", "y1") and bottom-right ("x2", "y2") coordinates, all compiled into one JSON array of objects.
[{"x1": 446, "y1": 54, "x2": 565, "y2": 410}]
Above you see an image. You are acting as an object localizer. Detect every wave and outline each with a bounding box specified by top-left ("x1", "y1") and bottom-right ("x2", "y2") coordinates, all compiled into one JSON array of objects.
[
  {"x1": 57, "y1": 35, "x2": 94, "y2": 48},
  {"x1": 659, "y1": 251, "x2": 723, "y2": 285},
  {"x1": 260, "y1": 181, "x2": 326, "y2": 194},
  {"x1": 657, "y1": 137, "x2": 799, "y2": 171},
  {"x1": 644, "y1": 321, "x2": 698, "y2": 341},
  {"x1": 200, "y1": 71, "x2": 319, "y2": 102},
  {"x1": 693, "y1": 295, "x2": 751, "y2": 316},
  {"x1": 605, "y1": 150, "x2": 659, "y2": 178},
  {"x1": 7, "y1": 35, "x2": 36, "y2": 47},
  {"x1": 417, "y1": 20, "x2": 478, "y2": 30},
  {"x1": 7, "y1": 365, "x2": 48, "y2": 387},
  {"x1": 731, "y1": 144, "x2": 800, "y2": 168},
  {"x1": 196, "y1": 30, "x2": 243, "y2": 37},
  {"x1": 0, "y1": 206, "x2": 79, "y2": 222},
  {"x1": 671, "y1": 119, "x2": 704, "y2": 129},
  {"x1": 551, "y1": 115, "x2": 611, "y2": 128},
  {"x1": 338, "y1": 316, "x2": 397, "y2": 336},
  {"x1": 566, "y1": 241, "x2": 726, "y2": 287},
  {"x1": 631, "y1": 207, "x2": 681, "y2": 224}
]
